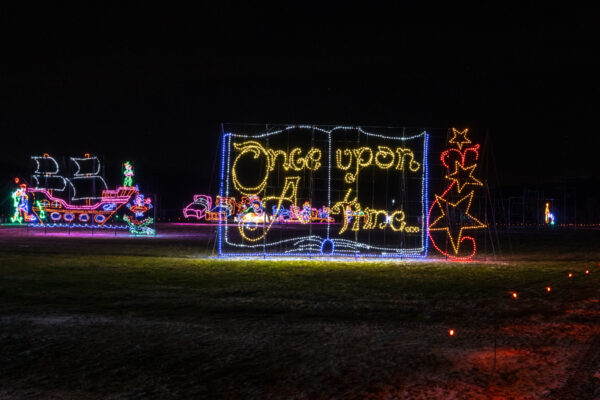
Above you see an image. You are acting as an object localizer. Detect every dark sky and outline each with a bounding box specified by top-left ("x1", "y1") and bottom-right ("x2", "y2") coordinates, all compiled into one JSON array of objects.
[{"x1": 2, "y1": 4, "x2": 599, "y2": 211}]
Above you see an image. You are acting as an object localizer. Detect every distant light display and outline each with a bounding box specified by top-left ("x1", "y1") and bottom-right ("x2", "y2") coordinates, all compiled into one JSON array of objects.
[
  {"x1": 544, "y1": 202, "x2": 555, "y2": 225},
  {"x1": 428, "y1": 128, "x2": 486, "y2": 260},
  {"x1": 217, "y1": 125, "x2": 429, "y2": 258}
]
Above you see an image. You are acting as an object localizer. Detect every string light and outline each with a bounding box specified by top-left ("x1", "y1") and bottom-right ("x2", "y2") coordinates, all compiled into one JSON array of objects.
[
  {"x1": 26, "y1": 155, "x2": 141, "y2": 230},
  {"x1": 331, "y1": 188, "x2": 419, "y2": 234},
  {"x1": 428, "y1": 129, "x2": 485, "y2": 260},
  {"x1": 183, "y1": 195, "x2": 212, "y2": 220},
  {"x1": 445, "y1": 161, "x2": 483, "y2": 193},
  {"x1": 31, "y1": 154, "x2": 70, "y2": 192},
  {"x1": 71, "y1": 155, "x2": 101, "y2": 176},
  {"x1": 28, "y1": 222, "x2": 128, "y2": 230},
  {"x1": 10, "y1": 183, "x2": 35, "y2": 223},
  {"x1": 28, "y1": 186, "x2": 137, "y2": 227},
  {"x1": 448, "y1": 128, "x2": 471, "y2": 150},
  {"x1": 124, "y1": 193, "x2": 155, "y2": 235},
  {"x1": 428, "y1": 190, "x2": 486, "y2": 256},
  {"x1": 35, "y1": 200, "x2": 46, "y2": 221},
  {"x1": 218, "y1": 125, "x2": 429, "y2": 258},
  {"x1": 336, "y1": 146, "x2": 421, "y2": 184},
  {"x1": 544, "y1": 202, "x2": 555, "y2": 225},
  {"x1": 31, "y1": 154, "x2": 110, "y2": 201},
  {"x1": 123, "y1": 161, "x2": 134, "y2": 187}
]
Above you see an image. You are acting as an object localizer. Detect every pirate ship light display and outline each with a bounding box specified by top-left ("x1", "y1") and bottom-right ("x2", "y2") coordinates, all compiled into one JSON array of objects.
[
  {"x1": 25, "y1": 154, "x2": 136, "y2": 228},
  {"x1": 12, "y1": 154, "x2": 155, "y2": 235}
]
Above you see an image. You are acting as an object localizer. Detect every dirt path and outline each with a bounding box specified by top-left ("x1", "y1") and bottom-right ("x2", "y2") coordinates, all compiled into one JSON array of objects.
[{"x1": 547, "y1": 330, "x2": 600, "y2": 400}]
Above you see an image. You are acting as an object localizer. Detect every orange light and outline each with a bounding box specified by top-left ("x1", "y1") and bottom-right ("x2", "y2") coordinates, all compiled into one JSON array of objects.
[
  {"x1": 448, "y1": 329, "x2": 455, "y2": 336},
  {"x1": 511, "y1": 292, "x2": 518, "y2": 299},
  {"x1": 14, "y1": 177, "x2": 19, "y2": 184},
  {"x1": 546, "y1": 286, "x2": 551, "y2": 292},
  {"x1": 585, "y1": 270, "x2": 590, "y2": 275},
  {"x1": 568, "y1": 273, "x2": 573, "y2": 278}
]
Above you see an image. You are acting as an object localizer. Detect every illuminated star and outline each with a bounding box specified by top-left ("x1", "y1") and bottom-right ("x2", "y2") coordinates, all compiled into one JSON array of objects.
[
  {"x1": 448, "y1": 128, "x2": 471, "y2": 150},
  {"x1": 429, "y1": 191, "x2": 486, "y2": 255},
  {"x1": 446, "y1": 161, "x2": 483, "y2": 193}
]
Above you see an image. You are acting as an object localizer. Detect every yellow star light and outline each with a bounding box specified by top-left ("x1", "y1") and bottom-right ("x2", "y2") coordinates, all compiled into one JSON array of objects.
[
  {"x1": 448, "y1": 128, "x2": 471, "y2": 150},
  {"x1": 429, "y1": 191, "x2": 486, "y2": 255},
  {"x1": 446, "y1": 161, "x2": 483, "y2": 193}
]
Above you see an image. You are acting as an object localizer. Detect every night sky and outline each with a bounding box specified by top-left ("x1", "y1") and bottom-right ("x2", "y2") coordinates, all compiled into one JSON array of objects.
[{"x1": 2, "y1": 5, "x2": 599, "y2": 213}]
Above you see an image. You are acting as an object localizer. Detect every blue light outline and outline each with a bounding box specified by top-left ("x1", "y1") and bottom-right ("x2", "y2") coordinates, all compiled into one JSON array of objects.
[
  {"x1": 28, "y1": 223, "x2": 129, "y2": 230},
  {"x1": 217, "y1": 133, "x2": 229, "y2": 256}
]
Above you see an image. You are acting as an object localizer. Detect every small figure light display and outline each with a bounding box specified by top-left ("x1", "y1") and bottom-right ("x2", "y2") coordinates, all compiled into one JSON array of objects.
[
  {"x1": 123, "y1": 161, "x2": 134, "y2": 187},
  {"x1": 124, "y1": 193, "x2": 155, "y2": 235},
  {"x1": 10, "y1": 182, "x2": 36, "y2": 223},
  {"x1": 544, "y1": 202, "x2": 555, "y2": 225}
]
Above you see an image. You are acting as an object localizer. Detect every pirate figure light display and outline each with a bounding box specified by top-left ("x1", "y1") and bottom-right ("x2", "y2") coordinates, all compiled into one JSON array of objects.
[{"x1": 124, "y1": 193, "x2": 155, "y2": 235}]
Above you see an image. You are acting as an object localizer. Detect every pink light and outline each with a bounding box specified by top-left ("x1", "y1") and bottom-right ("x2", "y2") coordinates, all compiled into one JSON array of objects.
[
  {"x1": 183, "y1": 194, "x2": 212, "y2": 220},
  {"x1": 28, "y1": 187, "x2": 136, "y2": 211}
]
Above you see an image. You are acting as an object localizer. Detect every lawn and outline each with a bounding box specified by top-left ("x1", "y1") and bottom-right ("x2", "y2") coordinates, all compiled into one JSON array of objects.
[{"x1": 0, "y1": 226, "x2": 599, "y2": 399}]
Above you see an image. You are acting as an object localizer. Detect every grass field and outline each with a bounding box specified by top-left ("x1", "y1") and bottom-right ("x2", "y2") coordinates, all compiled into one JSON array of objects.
[{"x1": 0, "y1": 225, "x2": 599, "y2": 399}]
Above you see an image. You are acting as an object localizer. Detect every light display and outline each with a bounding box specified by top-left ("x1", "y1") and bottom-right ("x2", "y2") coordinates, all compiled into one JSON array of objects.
[
  {"x1": 28, "y1": 186, "x2": 137, "y2": 228},
  {"x1": 123, "y1": 162, "x2": 134, "y2": 187},
  {"x1": 25, "y1": 154, "x2": 144, "y2": 232},
  {"x1": 69, "y1": 155, "x2": 108, "y2": 200},
  {"x1": 448, "y1": 127, "x2": 471, "y2": 150},
  {"x1": 218, "y1": 125, "x2": 429, "y2": 257},
  {"x1": 544, "y1": 202, "x2": 555, "y2": 225},
  {"x1": 124, "y1": 193, "x2": 155, "y2": 235},
  {"x1": 183, "y1": 195, "x2": 212, "y2": 220},
  {"x1": 31, "y1": 154, "x2": 70, "y2": 192},
  {"x1": 428, "y1": 128, "x2": 486, "y2": 260},
  {"x1": 182, "y1": 193, "x2": 336, "y2": 225},
  {"x1": 10, "y1": 182, "x2": 36, "y2": 223}
]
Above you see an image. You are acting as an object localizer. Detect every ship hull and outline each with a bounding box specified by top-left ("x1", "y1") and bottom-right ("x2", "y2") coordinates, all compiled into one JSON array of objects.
[{"x1": 28, "y1": 187, "x2": 138, "y2": 227}]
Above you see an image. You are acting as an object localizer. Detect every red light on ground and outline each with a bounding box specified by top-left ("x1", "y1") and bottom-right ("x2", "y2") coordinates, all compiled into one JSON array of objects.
[
  {"x1": 511, "y1": 292, "x2": 518, "y2": 299},
  {"x1": 448, "y1": 329, "x2": 455, "y2": 336},
  {"x1": 585, "y1": 270, "x2": 590, "y2": 275},
  {"x1": 568, "y1": 273, "x2": 573, "y2": 278},
  {"x1": 14, "y1": 177, "x2": 19, "y2": 184},
  {"x1": 546, "y1": 286, "x2": 551, "y2": 292}
]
